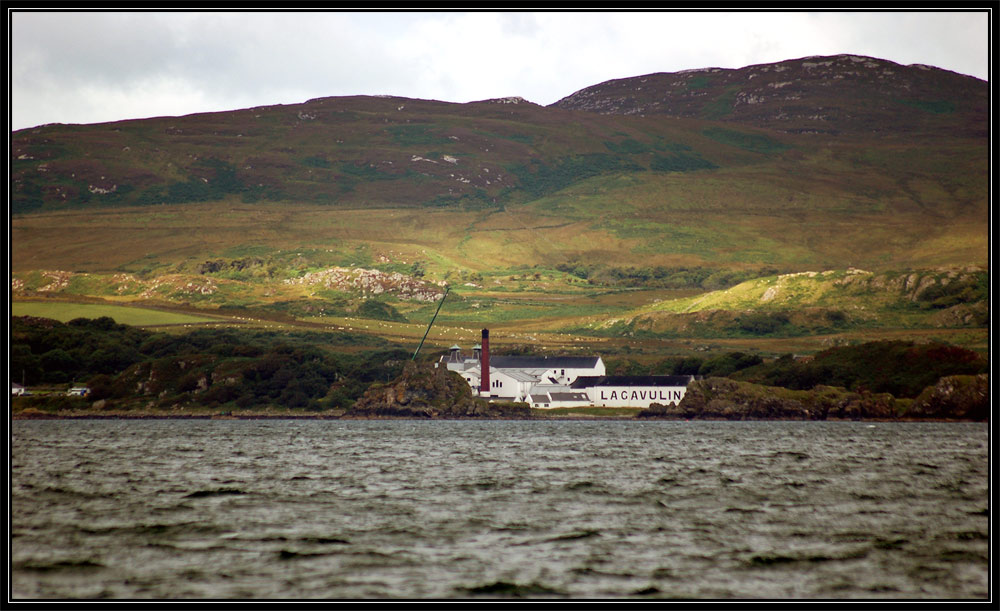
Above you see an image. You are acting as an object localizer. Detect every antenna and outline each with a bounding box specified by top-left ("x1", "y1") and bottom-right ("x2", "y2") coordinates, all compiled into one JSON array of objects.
[{"x1": 412, "y1": 286, "x2": 449, "y2": 361}]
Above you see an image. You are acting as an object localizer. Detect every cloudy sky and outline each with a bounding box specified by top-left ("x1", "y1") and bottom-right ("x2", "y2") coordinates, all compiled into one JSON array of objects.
[{"x1": 9, "y1": 10, "x2": 991, "y2": 131}]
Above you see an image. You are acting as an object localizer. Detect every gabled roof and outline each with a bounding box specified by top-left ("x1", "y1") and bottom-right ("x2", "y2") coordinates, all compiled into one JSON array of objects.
[{"x1": 500, "y1": 370, "x2": 542, "y2": 383}]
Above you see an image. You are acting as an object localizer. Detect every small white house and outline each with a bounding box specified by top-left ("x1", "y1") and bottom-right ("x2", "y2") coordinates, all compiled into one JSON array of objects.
[{"x1": 12, "y1": 383, "x2": 26, "y2": 396}]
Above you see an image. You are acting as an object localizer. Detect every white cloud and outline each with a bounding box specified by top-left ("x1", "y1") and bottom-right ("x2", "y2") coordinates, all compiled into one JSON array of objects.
[{"x1": 9, "y1": 10, "x2": 990, "y2": 131}]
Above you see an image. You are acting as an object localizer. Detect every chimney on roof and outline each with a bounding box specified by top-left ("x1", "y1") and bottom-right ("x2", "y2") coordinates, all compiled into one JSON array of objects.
[{"x1": 479, "y1": 329, "x2": 490, "y2": 395}]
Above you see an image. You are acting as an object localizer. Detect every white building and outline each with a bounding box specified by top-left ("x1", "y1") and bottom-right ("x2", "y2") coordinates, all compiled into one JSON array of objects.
[
  {"x1": 571, "y1": 375, "x2": 695, "y2": 407},
  {"x1": 440, "y1": 334, "x2": 696, "y2": 409},
  {"x1": 444, "y1": 345, "x2": 606, "y2": 404},
  {"x1": 439, "y1": 329, "x2": 695, "y2": 409}
]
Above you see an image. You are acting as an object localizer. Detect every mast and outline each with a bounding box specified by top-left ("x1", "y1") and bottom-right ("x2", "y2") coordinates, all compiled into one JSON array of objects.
[{"x1": 411, "y1": 286, "x2": 449, "y2": 361}]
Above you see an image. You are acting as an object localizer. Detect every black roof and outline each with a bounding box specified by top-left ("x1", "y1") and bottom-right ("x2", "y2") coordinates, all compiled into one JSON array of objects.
[
  {"x1": 549, "y1": 392, "x2": 590, "y2": 401},
  {"x1": 571, "y1": 375, "x2": 696, "y2": 388},
  {"x1": 490, "y1": 356, "x2": 601, "y2": 369}
]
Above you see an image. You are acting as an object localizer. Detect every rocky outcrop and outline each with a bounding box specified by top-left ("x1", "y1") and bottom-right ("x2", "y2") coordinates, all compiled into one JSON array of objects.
[
  {"x1": 908, "y1": 374, "x2": 989, "y2": 420},
  {"x1": 348, "y1": 362, "x2": 531, "y2": 419},
  {"x1": 285, "y1": 267, "x2": 444, "y2": 302},
  {"x1": 638, "y1": 377, "x2": 899, "y2": 420}
]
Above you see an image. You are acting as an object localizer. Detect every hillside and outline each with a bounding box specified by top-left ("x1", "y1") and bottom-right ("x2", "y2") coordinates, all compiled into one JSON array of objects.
[
  {"x1": 9, "y1": 54, "x2": 989, "y2": 351},
  {"x1": 552, "y1": 54, "x2": 988, "y2": 137},
  {"x1": 594, "y1": 268, "x2": 989, "y2": 339}
]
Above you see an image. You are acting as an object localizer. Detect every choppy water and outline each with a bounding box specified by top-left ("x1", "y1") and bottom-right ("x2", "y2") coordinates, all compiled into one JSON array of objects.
[{"x1": 10, "y1": 419, "x2": 991, "y2": 600}]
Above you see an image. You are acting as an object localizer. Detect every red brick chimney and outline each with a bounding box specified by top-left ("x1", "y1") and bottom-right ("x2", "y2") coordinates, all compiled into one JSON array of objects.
[{"x1": 479, "y1": 328, "x2": 490, "y2": 395}]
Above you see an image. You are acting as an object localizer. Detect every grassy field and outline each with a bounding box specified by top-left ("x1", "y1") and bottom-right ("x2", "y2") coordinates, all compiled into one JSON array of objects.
[
  {"x1": 11, "y1": 301, "x2": 221, "y2": 326},
  {"x1": 9, "y1": 102, "x2": 988, "y2": 359}
]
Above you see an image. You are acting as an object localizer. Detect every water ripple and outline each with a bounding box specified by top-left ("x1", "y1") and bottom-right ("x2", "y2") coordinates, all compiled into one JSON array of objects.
[{"x1": 11, "y1": 420, "x2": 990, "y2": 600}]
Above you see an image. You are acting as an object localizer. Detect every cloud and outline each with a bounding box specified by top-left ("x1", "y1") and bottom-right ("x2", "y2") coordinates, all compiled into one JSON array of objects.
[{"x1": 9, "y1": 10, "x2": 990, "y2": 131}]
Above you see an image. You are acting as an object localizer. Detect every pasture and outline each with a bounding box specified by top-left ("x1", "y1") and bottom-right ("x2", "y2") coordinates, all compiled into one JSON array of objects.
[{"x1": 11, "y1": 301, "x2": 220, "y2": 326}]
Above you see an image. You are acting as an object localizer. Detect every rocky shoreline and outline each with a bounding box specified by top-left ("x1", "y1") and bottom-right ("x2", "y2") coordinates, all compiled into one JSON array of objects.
[
  {"x1": 348, "y1": 361, "x2": 532, "y2": 419},
  {"x1": 636, "y1": 374, "x2": 988, "y2": 421},
  {"x1": 12, "y1": 370, "x2": 988, "y2": 422}
]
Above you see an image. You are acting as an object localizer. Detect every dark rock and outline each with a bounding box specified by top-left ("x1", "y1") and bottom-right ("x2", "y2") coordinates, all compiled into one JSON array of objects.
[
  {"x1": 637, "y1": 377, "x2": 902, "y2": 420},
  {"x1": 908, "y1": 374, "x2": 989, "y2": 420},
  {"x1": 348, "y1": 362, "x2": 531, "y2": 419}
]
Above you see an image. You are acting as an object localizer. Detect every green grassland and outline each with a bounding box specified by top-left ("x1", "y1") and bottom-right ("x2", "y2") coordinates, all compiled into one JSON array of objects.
[
  {"x1": 10, "y1": 85, "x2": 989, "y2": 363},
  {"x1": 11, "y1": 301, "x2": 221, "y2": 326}
]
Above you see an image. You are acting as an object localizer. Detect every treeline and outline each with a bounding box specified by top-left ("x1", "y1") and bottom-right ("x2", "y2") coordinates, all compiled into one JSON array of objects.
[
  {"x1": 12, "y1": 316, "x2": 149, "y2": 385},
  {"x1": 614, "y1": 340, "x2": 987, "y2": 399},
  {"x1": 555, "y1": 263, "x2": 780, "y2": 289},
  {"x1": 612, "y1": 352, "x2": 764, "y2": 378},
  {"x1": 11, "y1": 316, "x2": 408, "y2": 411},
  {"x1": 731, "y1": 340, "x2": 988, "y2": 398}
]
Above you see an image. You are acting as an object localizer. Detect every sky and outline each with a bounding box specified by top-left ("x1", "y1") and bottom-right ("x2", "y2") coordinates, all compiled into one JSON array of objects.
[{"x1": 8, "y1": 10, "x2": 992, "y2": 131}]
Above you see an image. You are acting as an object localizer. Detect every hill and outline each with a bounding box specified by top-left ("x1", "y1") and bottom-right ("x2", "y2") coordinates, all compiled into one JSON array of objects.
[
  {"x1": 552, "y1": 54, "x2": 988, "y2": 137},
  {"x1": 9, "y1": 54, "x2": 989, "y2": 353},
  {"x1": 600, "y1": 268, "x2": 989, "y2": 338}
]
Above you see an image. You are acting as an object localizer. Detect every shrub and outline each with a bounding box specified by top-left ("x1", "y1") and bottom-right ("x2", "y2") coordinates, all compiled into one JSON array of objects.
[
  {"x1": 699, "y1": 352, "x2": 763, "y2": 377},
  {"x1": 734, "y1": 340, "x2": 988, "y2": 398}
]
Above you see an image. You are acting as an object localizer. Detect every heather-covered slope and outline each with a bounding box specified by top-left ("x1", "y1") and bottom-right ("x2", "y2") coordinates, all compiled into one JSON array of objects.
[
  {"x1": 10, "y1": 55, "x2": 989, "y2": 344},
  {"x1": 552, "y1": 54, "x2": 987, "y2": 137}
]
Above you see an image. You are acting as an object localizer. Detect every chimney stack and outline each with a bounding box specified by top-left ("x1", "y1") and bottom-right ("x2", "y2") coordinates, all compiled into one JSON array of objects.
[{"x1": 479, "y1": 328, "x2": 490, "y2": 395}]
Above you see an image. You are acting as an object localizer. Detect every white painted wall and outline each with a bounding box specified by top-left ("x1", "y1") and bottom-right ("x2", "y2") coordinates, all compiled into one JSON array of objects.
[{"x1": 589, "y1": 385, "x2": 687, "y2": 408}]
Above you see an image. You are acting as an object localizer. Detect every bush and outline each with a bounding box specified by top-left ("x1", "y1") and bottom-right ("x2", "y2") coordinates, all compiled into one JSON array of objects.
[
  {"x1": 357, "y1": 299, "x2": 407, "y2": 322},
  {"x1": 736, "y1": 311, "x2": 791, "y2": 335},
  {"x1": 699, "y1": 352, "x2": 763, "y2": 377},
  {"x1": 11, "y1": 315, "x2": 409, "y2": 412},
  {"x1": 734, "y1": 340, "x2": 988, "y2": 398}
]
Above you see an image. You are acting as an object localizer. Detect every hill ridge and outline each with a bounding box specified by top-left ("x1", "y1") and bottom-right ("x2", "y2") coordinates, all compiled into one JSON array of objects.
[
  {"x1": 550, "y1": 53, "x2": 987, "y2": 136},
  {"x1": 11, "y1": 53, "x2": 988, "y2": 331}
]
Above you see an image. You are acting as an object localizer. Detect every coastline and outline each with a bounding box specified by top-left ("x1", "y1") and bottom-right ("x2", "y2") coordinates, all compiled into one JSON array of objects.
[{"x1": 10, "y1": 412, "x2": 985, "y2": 423}]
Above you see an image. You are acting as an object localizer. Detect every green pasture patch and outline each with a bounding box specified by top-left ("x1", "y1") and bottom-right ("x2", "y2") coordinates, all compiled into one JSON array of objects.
[
  {"x1": 505, "y1": 132, "x2": 534, "y2": 145},
  {"x1": 508, "y1": 154, "x2": 645, "y2": 198},
  {"x1": 221, "y1": 244, "x2": 279, "y2": 259},
  {"x1": 649, "y1": 152, "x2": 718, "y2": 173},
  {"x1": 702, "y1": 127, "x2": 789, "y2": 154},
  {"x1": 12, "y1": 301, "x2": 219, "y2": 326},
  {"x1": 386, "y1": 124, "x2": 452, "y2": 147},
  {"x1": 686, "y1": 75, "x2": 713, "y2": 90},
  {"x1": 604, "y1": 138, "x2": 653, "y2": 155},
  {"x1": 700, "y1": 86, "x2": 740, "y2": 120},
  {"x1": 338, "y1": 162, "x2": 401, "y2": 182},
  {"x1": 301, "y1": 156, "x2": 332, "y2": 168},
  {"x1": 894, "y1": 98, "x2": 956, "y2": 114},
  {"x1": 595, "y1": 219, "x2": 725, "y2": 258}
]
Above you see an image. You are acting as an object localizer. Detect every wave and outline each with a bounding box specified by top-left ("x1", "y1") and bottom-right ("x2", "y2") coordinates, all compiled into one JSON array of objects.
[{"x1": 183, "y1": 488, "x2": 247, "y2": 498}]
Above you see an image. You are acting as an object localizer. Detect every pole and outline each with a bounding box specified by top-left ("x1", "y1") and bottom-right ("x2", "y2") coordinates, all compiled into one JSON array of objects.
[{"x1": 412, "y1": 286, "x2": 449, "y2": 361}]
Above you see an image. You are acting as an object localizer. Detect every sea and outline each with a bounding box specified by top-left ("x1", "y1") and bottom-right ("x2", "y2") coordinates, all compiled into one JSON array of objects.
[{"x1": 9, "y1": 419, "x2": 991, "y2": 600}]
